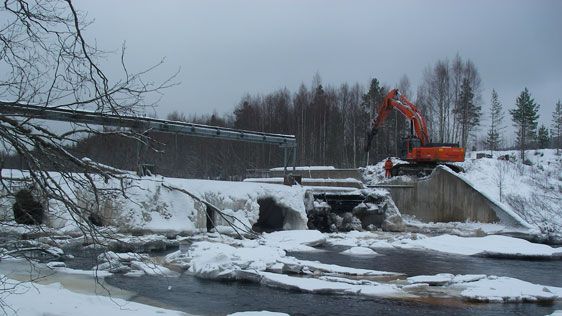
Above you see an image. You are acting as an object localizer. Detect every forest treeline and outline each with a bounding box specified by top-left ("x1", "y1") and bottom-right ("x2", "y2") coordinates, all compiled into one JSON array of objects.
[{"x1": 4, "y1": 55, "x2": 561, "y2": 179}]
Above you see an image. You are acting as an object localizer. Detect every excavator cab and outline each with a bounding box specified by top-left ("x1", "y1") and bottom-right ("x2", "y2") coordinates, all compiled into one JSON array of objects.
[{"x1": 400, "y1": 136, "x2": 421, "y2": 158}]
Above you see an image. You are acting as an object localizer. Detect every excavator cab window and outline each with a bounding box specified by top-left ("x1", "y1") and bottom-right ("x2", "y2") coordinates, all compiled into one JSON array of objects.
[
  {"x1": 401, "y1": 137, "x2": 421, "y2": 157},
  {"x1": 410, "y1": 137, "x2": 421, "y2": 149}
]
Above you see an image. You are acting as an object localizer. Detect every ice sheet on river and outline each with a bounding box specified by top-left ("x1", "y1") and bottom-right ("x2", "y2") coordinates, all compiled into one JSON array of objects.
[
  {"x1": 165, "y1": 239, "x2": 399, "y2": 279},
  {"x1": 394, "y1": 234, "x2": 562, "y2": 258},
  {"x1": 407, "y1": 273, "x2": 562, "y2": 302},
  {"x1": 326, "y1": 232, "x2": 562, "y2": 259}
]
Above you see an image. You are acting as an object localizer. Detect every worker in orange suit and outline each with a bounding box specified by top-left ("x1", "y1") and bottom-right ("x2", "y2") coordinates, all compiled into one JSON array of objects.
[{"x1": 384, "y1": 158, "x2": 393, "y2": 178}]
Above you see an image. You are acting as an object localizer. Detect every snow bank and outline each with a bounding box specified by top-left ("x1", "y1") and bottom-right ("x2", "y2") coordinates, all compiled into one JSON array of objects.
[
  {"x1": 361, "y1": 157, "x2": 408, "y2": 185},
  {"x1": 362, "y1": 149, "x2": 562, "y2": 238},
  {"x1": 1, "y1": 277, "x2": 186, "y2": 316},
  {"x1": 395, "y1": 234, "x2": 562, "y2": 258},
  {"x1": 0, "y1": 169, "x2": 309, "y2": 235},
  {"x1": 460, "y1": 150, "x2": 562, "y2": 237}
]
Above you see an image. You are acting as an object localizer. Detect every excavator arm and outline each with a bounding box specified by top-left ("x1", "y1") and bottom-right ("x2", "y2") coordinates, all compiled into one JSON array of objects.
[{"x1": 364, "y1": 89, "x2": 430, "y2": 152}]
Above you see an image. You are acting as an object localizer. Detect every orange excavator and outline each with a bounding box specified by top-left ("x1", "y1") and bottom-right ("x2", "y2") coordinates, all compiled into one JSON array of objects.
[{"x1": 364, "y1": 89, "x2": 465, "y2": 176}]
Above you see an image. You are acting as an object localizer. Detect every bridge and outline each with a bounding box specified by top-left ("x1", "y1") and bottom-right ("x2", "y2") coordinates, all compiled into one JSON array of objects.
[{"x1": 0, "y1": 101, "x2": 298, "y2": 173}]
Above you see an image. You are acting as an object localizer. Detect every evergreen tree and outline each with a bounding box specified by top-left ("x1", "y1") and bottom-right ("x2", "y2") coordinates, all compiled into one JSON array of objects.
[
  {"x1": 485, "y1": 89, "x2": 504, "y2": 151},
  {"x1": 552, "y1": 100, "x2": 562, "y2": 155},
  {"x1": 455, "y1": 77, "x2": 481, "y2": 149},
  {"x1": 510, "y1": 88, "x2": 540, "y2": 161},
  {"x1": 537, "y1": 125, "x2": 550, "y2": 148},
  {"x1": 362, "y1": 78, "x2": 386, "y2": 163}
]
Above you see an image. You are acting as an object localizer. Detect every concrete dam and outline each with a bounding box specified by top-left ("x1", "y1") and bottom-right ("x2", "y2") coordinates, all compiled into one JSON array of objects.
[
  {"x1": 374, "y1": 166, "x2": 528, "y2": 228},
  {"x1": 246, "y1": 165, "x2": 530, "y2": 231}
]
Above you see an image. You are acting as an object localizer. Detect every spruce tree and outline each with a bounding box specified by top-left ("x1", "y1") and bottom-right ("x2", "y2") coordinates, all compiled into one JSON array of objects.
[
  {"x1": 552, "y1": 100, "x2": 562, "y2": 155},
  {"x1": 510, "y1": 88, "x2": 540, "y2": 161},
  {"x1": 485, "y1": 89, "x2": 504, "y2": 152},
  {"x1": 537, "y1": 125, "x2": 550, "y2": 148},
  {"x1": 362, "y1": 78, "x2": 386, "y2": 163},
  {"x1": 456, "y1": 77, "x2": 481, "y2": 149}
]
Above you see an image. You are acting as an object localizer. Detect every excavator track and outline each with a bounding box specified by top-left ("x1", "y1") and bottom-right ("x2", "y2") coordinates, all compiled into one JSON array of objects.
[{"x1": 391, "y1": 163, "x2": 464, "y2": 177}]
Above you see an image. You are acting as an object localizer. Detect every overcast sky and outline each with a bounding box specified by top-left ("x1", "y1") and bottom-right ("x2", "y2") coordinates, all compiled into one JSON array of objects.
[{"x1": 76, "y1": 0, "x2": 561, "y2": 136}]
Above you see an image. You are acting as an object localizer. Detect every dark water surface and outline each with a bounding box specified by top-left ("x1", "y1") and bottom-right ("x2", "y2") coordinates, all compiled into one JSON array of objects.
[
  {"x1": 106, "y1": 274, "x2": 561, "y2": 316},
  {"x1": 103, "y1": 246, "x2": 562, "y2": 316},
  {"x1": 291, "y1": 246, "x2": 562, "y2": 287}
]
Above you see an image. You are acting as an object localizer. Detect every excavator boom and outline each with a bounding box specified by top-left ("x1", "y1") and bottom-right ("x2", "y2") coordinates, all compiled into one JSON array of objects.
[
  {"x1": 365, "y1": 89, "x2": 430, "y2": 151},
  {"x1": 364, "y1": 88, "x2": 464, "y2": 175}
]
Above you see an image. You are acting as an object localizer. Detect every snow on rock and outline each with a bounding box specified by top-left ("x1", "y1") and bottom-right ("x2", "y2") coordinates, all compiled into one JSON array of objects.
[
  {"x1": 395, "y1": 234, "x2": 562, "y2": 258},
  {"x1": 407, "y1": 273, "x2": 455, "y2": 286},
  {"x1": 361, "y1": 157, "x2": 408, "y2": 185},
  {"x1": 405, "y1": 273, "x2": 562, "y2": 303},
  {"x1": 1, "y1": 277, "x2": 186, "y2": 316},
  {"x1": 178, "y1": 241, "x2": 285, "y2": 279},
  {"x1": 258, "y1": 271, "x2": 402, "y2": 297},
  {"x1": 454, "y1": 276, "x2": 562, "y2": 303},
  {"x1": 402, "y1": 215, "x2": 527, "y2": 237},
  {"x1": 325, "y1": 231, "x2": 397, "y2": 249},
  {"x1": 95, "y1": 251, "x2": 176, "y2": 276},
  {"x1": 276, "y1": 257, "x2": 398, "y2": 277},
  {"x1": 261, "y1": 230, "x2": 326, "y2": 251},
  {"x1": 165, "y1": 238, "x2": 400, "y2": 281},
  {"x1": 340, "y1": 247, "x2": 378, "y2": 256},
  {"x1": 228, "y1": 312, "x2": 290, "y2": 316}
]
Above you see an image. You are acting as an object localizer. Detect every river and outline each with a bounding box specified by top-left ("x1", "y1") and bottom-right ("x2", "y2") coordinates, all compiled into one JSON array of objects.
[{"x1": 103, "y1": 246, "x2": 562, "y2": 316}]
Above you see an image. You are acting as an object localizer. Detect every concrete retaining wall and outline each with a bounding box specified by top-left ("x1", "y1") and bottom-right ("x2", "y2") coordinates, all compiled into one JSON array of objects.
[
  {"x1": 385, "y1": 166, "x2": 526, "y2": 228},
  {"x1": 269, "y1": 169, "x2": 364, "y2": 182}
]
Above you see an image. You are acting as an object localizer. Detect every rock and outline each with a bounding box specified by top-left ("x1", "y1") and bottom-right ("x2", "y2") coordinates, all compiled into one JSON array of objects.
[
  {"x1": 13, "y1": 189, "x2": 44, "y2": 225},
  {"x1": 382, "y1": 214, "x2": 406, "y2": 232},
  {"x1": 341, "y1": 247, "x2": 378, "y2": 256},
  {"x1": 341, "y1": 213, "x2": 363, "y2": 232},
  {"x1": 46, "y1": 261, "x2": 66, "y2": 268}
]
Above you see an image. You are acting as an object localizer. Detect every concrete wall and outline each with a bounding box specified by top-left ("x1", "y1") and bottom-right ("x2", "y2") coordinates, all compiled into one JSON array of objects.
[
  {"x1": 386, "y1": 166, "x2": 526, "y2": 228},
  {"x1": 269, "y1": 169, "x2": 364, "y2": 182}
]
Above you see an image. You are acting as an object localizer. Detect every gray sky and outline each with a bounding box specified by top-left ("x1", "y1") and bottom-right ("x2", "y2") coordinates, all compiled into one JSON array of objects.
[{"x1": 76, "y1": 0, "x2": 562, "y2": 138}]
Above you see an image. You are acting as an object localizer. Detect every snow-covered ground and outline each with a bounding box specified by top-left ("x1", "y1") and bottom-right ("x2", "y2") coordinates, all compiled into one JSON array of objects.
[
  {"x1": 0, "y1": 276, "x2": 188, "y2": 316},
  {"x1": 460, "y1": 149, "x2": 562, "y2": 238},
  {"x1": 362, "y1": 149, "x2": 562, "y2": 239},
  {"x1": 1, "y1": 150, "x2": 561, "y2": 314}
]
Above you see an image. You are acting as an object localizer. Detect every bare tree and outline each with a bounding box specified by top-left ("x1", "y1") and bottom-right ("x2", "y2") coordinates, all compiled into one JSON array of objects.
[
  {"x1": 0, "y1": 0, "x2": 176, "y2": 272},
  {"x1": 494, "y1": 160, "x2": 509, "y2": 202}
]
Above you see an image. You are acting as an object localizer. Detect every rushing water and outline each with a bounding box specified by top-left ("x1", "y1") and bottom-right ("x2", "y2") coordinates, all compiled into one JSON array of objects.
[{"x1": 103, "y1": 246, "x2": 562, "y2": 316}]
